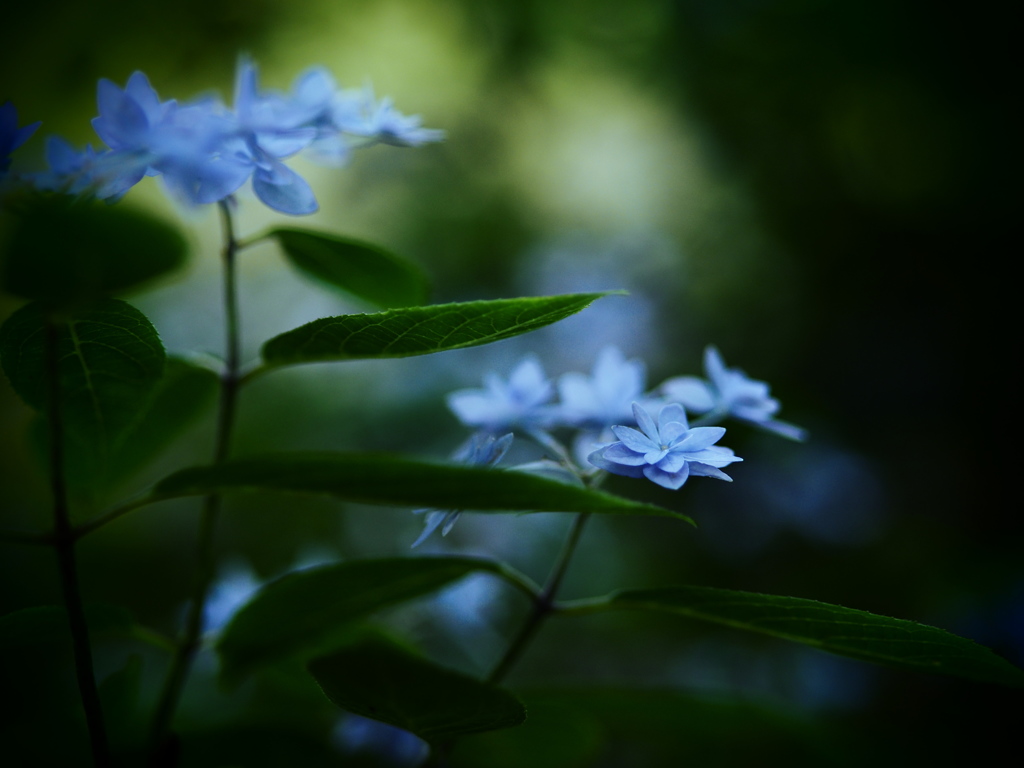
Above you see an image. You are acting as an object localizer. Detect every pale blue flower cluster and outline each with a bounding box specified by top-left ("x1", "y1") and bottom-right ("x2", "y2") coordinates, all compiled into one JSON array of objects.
[
  {"x1": 16, "y1": 60, "x2": 443, "y2": 214},
  {"x1": 419, "y1": 344, "x2": 803, "y2": 542}
]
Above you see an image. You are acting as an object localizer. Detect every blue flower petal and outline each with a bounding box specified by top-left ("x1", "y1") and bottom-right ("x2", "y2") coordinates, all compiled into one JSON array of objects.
[
  {"x1": 252, "y1": 162, "x2": 318, "y2": 214},
  {"x1": 643, "y1": 463, "x2": 690, "y2": 490}
]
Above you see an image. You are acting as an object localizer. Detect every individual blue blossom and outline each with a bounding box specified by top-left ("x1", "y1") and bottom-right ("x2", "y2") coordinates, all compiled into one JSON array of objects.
[
  {"x1": 447, "y1": 356, "x2": 558, "y2": 433},
  {"x1": 556, "y1": 346, "x2": 657, "y2": 428},
  {"x1": 412, "y1": 432, "x2": 513, "y2": 547},
  {"x1": 340, "y1": 87, "x2": 446, "y2": 147},
  {"x1": 588, "y1": 402, "x2": 741, "y2": 490},
  {"x1": 661, "y1": 345, "x2": 807, "y2": 441},
  {"x1": 0, "y1": 101, "x2": 40, "y2": 175}
]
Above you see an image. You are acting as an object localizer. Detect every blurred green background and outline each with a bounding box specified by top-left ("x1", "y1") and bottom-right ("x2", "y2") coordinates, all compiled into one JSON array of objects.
[{"x1": 1, "y1": 0, "x2": 1017, "y2": 765}]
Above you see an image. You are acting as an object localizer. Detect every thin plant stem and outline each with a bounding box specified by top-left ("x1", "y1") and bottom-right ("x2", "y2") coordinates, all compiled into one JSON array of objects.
[
  {"x1": 45, "y1": 318, "x2": 111, "y2": 767},
  {"x1": 147, "y1": 200, "x2": 242, "y2": 765},
  {"x1": 486, "y1": 511, "x2": 592, "y2": 685}
]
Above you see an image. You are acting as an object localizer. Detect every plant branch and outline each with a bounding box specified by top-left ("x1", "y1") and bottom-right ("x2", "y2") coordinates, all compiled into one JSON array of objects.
[
  {"x1": 147, "y1": 200, "x2": 243, "y2": 764},
  {"x1": 45, "y1": 318, "x2": 110, "y2": 767},
  {"x1": 486, "y1": 511, "x2": 591, "y2": 685}
]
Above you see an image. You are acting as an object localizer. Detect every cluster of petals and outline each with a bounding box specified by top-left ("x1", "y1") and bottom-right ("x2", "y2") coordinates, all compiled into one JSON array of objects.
[
  {"x1": 589, "y1": 402, "x2": 742, "y2": 490},
  {"x1": 25, "y1": 60, "x2": 443, "y2": 214},
  {"x1": 448, "y1": 346, "x2": 659, "y2": 436},
  {"x1": 661, "y1": 346, "x2": 807, "y2": 441}
]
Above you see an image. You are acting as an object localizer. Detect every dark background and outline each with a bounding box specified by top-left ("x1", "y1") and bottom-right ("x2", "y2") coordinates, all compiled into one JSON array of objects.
[{"x1": 2, "y1": 1, "x2": 1018, "y2": 765}]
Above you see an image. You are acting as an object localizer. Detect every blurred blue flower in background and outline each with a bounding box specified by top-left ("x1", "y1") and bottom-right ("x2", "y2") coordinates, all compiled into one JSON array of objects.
[
  {"x1": 202, "y1": 560, "x2": 261, "y2": 634},
  {"x1": 447, "y1": 355, "x2": 558, "y2": 433},
  {"x1": 589, "y1": 402, "x2": 741, "y2": 489},
  {"x1": 0, "y1": 101, "x2": 40, "y2": 175},
  {"x1": 556, "y1": 346, "x2": 652, "y2": 429},
  {"x1": 661, "y1": 345, "x2": 806, "y2": 441},
  {"x1": 332, "y1": 714, "x2": 427, "y2": 766}
]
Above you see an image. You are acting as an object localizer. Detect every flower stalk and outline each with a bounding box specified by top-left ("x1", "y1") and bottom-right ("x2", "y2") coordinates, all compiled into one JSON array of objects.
[
  {"x1": 487, "y1": 511, "x2": 592, "y2": 685},
  {"x1": 147, "y1": 200, "x2": 242, "y2": 764}
]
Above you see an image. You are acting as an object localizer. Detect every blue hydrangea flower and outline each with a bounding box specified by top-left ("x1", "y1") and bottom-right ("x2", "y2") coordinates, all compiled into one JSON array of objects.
[
  {"x1": 412, "y1": 432, "x2": 513, "y2": 547},
  {"x1": 588, "y1": 402, "x2": 741, "y2": 490},
  {"x1": 556, "y1": 346, "x2": 656, "y2": 428},
  {"x1": 1, "y1": 101, "x2": 40, "y2": 175},
  {"x1": 661, "y1": 345, "x2": 807, "y2": 441},
  {"x1": 447, "y1": 356, "x2": 558, "y2": 433}
]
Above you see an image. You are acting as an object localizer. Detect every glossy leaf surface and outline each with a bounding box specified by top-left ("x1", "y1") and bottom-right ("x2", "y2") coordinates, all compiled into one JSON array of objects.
[
  {"x1": 261, "y1": 293, "x2": 613, "y2": 366},
  {"x1": 0, "y1": 299, "x2": 165, "y2": 487},
  {"x1": 151, "y1": 452, "x2": 686, "y2": 521}
]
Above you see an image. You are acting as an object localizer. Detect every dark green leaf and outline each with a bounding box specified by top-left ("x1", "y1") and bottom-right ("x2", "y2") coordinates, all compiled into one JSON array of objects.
[
  {"x1": 0, "y1": 604, "x2": 135, "y2": 650},
  {"x1": 151, "y1": 452, "x2": 686, "y2": 522},
  {"x1": 452, "y1": 698, "x2": 603, "y2": 768},
  {"x1": 218, "y1": 557, "x2": 508, "y2": 684},
  {"x1": 608, "y1": 587, "x2": 1024, "y2": 687},
  {"x1": 454, "y1": 688, "x2": 845, "y2": 768},
  {"x1": 31, "y1": 356, "x2": 218, "y2": 496},
  {"x1": 105, "y1": 356, "x2": 218, "y2": 486},
  {"x1": 1, "y1": 299, "x2": 165, "y2": 489},
  {"x1": 0, "y1": 193, "x2": 187, "y2": 307},
  {"x1": 260, "y1": 293, "x2": 616, "y2": 366},
  {"x1": 271, "y1": 227, "x2": 429, "y2": 309},
  {"x1": 309, "y1": 634, "x2": 526, "y2": 744}
]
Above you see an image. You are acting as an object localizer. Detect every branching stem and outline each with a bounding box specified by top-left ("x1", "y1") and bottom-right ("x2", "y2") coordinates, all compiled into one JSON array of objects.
[
  {"x1": 486, "y1": 511, "x2": 591, "y2": 685},
  {"x1": 147, "y1": 200, "x2": 243, "y2": 765}
]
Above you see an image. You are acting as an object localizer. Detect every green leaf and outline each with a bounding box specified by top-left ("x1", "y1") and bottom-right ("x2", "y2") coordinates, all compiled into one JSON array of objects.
[
  {"x1": 217, "y1": 557, "x2": 509, "y2": 685},
  {"x1": 271, "y1": 227, "x2": 429, "y2": 309},
  {"x1": 0, "y1": 299, "x2": 165, "y2": 489},
  {"x1": 452, "y1": 698, "x2": 603, "y2": 768},
  {"x1": 31, "y1": 356, "x2": 218, "y2": 497},
  {"x1": 607, "y1": 587, "x2": 1024, "y2": 687},
  {"x1": 150, "y1": 452, "x2": 685, "y2": 522},
  {"x1": 260, "y1": 293, "x2": 616, "y2": 366},
  {"x1": 0, "y1": 193, "x2": 187, "y2": 307},
  {"x1": 308, "y1": 633, "x2": 526, "y2": 744},
  {"x1": 104, "y1": 356, "x2": 218, "y2": 487}
]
